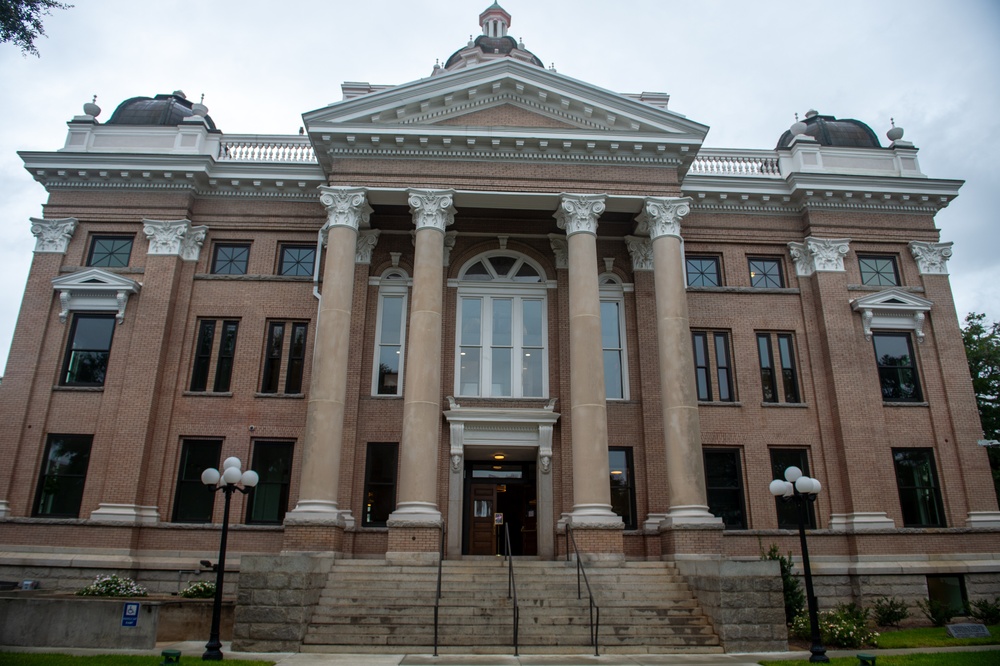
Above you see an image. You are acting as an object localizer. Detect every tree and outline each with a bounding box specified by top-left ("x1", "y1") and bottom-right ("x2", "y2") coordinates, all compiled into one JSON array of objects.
[
  {"x1": 1, "y1": 0, "x2": 71, "y2": 56},
  {"x1": 962, "y1": 312, "x2": 1000, "y2": 503}
]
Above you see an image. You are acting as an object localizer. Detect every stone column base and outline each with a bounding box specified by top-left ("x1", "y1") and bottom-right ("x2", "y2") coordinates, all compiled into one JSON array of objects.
[
  {"x1": 966, "y1": 511, "x2": 1000, "y2": 528},
  {"x1": 386, "y1": 524, "x2": 443, "y2": 564},
  {"x1": 659, "y1": 523, "x2": 724, "y2": 557},
  {"x1": 282, "y1": 523, "x2": 345, "y2": 553},
  {"x1": 89, "y1": 503, "x2": 160, "y2": 524},
  {"x1": 562, "y1": 526, "x2": 625, "y2": 564},
  {"x1": 829, "y1": 512, "x2": 895, "y2": 531}
]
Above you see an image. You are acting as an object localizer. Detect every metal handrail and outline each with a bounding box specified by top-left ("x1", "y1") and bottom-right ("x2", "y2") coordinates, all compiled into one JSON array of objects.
[
  {"x1": 503, "y1": 523, "x2": 520, "y2": 656},
  {"x1": 564, "y1": 524, "x2": 600, "y2": 656},
  {"x1": 433, "y1": 526, "x2": 446, "y2": 657}
]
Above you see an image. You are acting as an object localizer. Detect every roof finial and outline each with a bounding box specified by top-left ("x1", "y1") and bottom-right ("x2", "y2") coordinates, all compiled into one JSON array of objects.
[
  {"x1": 887, "y1": 117, "x2": 904, "y2": 142},
  {"x1": 83, "y1": 94, "x2": 101, "y2": 118},
  {"x1": 192, "y1": 94, "x2": 208, "y2": 117}
]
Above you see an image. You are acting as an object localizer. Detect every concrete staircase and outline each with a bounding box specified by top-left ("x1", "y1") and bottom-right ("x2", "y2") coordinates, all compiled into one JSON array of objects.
[{"x1": 301, "y1": 558, "x2": 723, "y2": 654}]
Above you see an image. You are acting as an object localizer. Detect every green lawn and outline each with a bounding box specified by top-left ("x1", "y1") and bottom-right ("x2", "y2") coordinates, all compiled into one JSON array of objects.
[
  {"x1": 876, "y1": 624, "x2": 1000, "y2": 648},
  {"x1": 0, "y1": 655, "x2": 274, "y2": 666},
  {"x1": 760, "y1": 653, "x2": 1000, "y2": 666}
]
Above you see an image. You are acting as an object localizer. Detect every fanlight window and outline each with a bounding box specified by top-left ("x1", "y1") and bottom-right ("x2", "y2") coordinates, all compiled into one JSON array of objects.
[{"x1": 456, "y1": 253, "x2": 547, "y2": 398}]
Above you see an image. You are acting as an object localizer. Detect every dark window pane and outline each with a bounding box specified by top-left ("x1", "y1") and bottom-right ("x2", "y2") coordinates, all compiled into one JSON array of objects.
[
  {"x1": 609, "y1": 448, "x2": 637, "y2": 530},
  {"x1": 172, "y1": 440, "x2": 221, "y2": 523},
  {"x1": 859, "y1": 256, "x2": 899, "y2": 286},
  {"x1": 280, "y1": 246, "x2": 315, "y2": 276},
  {"x1": 34, "y1": 435, "x2": 93, "y2": 517},
  {"x1": 489, "y1": 255, "x2": 517, "y2": 278},
  {"x1": 363, "y1": 443, "x2": 398, "y2": 527},
  {"x1": 261, "y1": 322, "x2": 285, "y2": 393},
  {"x1": 714, "y1": 333, "x2": 733, "y2": 402},
  {"x1": 770, "y1": 449, "x2": 816, "y2": 529},
  {"x1": 214, "y1": 321, "x2": 239, "y2": 392},
  {"x1": 212, "y1": 244, "x2": 250, "y2": 275},
  {"x1": 874, "y1": 333, "x2": 922, "y2": 401},
  {"x1": 62, "y1": 315, "x2": 116, "y2": 386},
  {"x1": 247, "y1": 442, "x2": 293, "y2": 524},
  {"x1": 757, "y1": 334, "x2": 777, "y2": 402},
  {"x1": 893, "y1": 449, "x2": 945, "y2": 527},
  {"x1": 87, "y1": 237, "x2": 133, "y2": 268},
  {"x1": 749, "y1": 258, "x2": 783, "y2": 288},
  {"x1": 285, "y1": 323, "x2": 307, "y2": 394},
  {"x1": 704, "y1": 449, "x2": 746, "y2": 529},
  {"x1": 778, "y1": 334, "x2": 800, "y2": 403},
  {"x1": 692, "y1": 332, "x2": 711, "y2": 401},
  {"x1": 686, "y1": 257, "x2": 720, "y2": 287},
  {"x1": 927, "y1": 576, "x2": 966, "y2": 615},
  {"x1": 190, "y1": 320, "x2": 216, "y2": 392}
]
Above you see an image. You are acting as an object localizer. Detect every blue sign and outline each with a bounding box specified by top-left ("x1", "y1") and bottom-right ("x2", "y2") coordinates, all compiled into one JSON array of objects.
[{"x1": 121, "y1": 601, "x2": 140, "y2": 627}]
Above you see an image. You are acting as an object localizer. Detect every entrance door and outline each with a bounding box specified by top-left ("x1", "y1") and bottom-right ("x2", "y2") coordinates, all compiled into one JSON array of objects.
[{"x1": 469, "y1": 484, "x2": 497, "y2": 555}]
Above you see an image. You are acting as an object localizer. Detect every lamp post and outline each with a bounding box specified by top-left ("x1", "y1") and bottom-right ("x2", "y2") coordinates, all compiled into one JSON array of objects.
[
  {"x1": 201, "y1": 456, "x2": 258, "y2": 661},
  {"x1": 769, "y1": 466, "x2": 828, "y2": 664}
]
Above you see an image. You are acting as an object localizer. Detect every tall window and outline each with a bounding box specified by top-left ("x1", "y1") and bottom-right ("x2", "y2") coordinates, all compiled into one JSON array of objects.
[
  {"x1": 704, "y1": 448, "x2": 747, "y2": 529},
  {"x1": 609, "y1": 448, "x2": 637, "y2": 530},
  {"x1": 260, "y1": 321, "x2": 308, "y2": 394},
  {"x1": 212, "y1": 244, "x2": 250, "y2": 275},
  {"x1": 748, "y1": 257, "x2": 784, "y2": 288},
  {"x1": 873, "y1": 333, "x2": 922, "y2": 402},
  {"x1": 33, "y1": 434, "x2": 93, "y2": 518},
  {"x1": 172, "y1": 439, "x2": 221, "y2": 523},
  {"x1": 246, "y1": 441, "x2": 294, "y2": 524},
  {"x1": 87, "y1": 236, "x2": 133, "y2": 268},
  {"x1": 189, "y1": 319, "x2": 239, "y2": 393},
  {"x1": 363, "y1": 442, "x2": 398, "y2": 527},
  {"x1": 686, "y1": 256, "x2": 721, "y2": 287},
  {"x1": 692, "y1": 330, "x2": 734, "y2": 402},
  {"x1": 770, "y1": 448, "x2": 816, "y2": 529},
  {"x1": 61, "y1": 314, "x2": 116, "y2": 386},
  {"x1": 373, "y1": 270, "x2": 408, "y2": 396},
  {"x1": 757, "y1": 332, "x2": 800, "y2": 403},
  {"x1": 456, "y1": 254, "x2": 547, "y2": 398},
  {"x1": 858, "y1": 255, "x2": 900, "y2": 286},
  {"x1": 893, "y1": 448, "x2": 945, "y2": 527},
  {"x1": 600, "y1": 275, "x2": 628, "y2": 400},
  {"x1": 279, "y1": 245, "x2": 315, "y2": 276}
]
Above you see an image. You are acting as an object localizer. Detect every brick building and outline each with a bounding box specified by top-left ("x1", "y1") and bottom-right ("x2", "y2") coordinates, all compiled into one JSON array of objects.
[{"x1": 1, "y1": 3, "x2": 997, "y2": 653}]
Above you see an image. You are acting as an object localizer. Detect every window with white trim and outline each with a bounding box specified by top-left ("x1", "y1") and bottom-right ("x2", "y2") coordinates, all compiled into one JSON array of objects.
[
  {"x1": 599, "y1": 274, "x2": 629, "y2": 400},
  {"x1": 455, "y1": 253, "x2": 547, "y2": 398},
  {"x1": 373, "y1": 269, "x2": 409, "y2": 396}
]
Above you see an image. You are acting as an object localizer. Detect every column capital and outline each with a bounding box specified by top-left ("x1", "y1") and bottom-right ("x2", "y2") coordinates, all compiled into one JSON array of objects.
[
  {"x1": 356, "y1": 229, "x2": 381, "y2": 264},
  {"x1": 909, "y1": 240, "x2": 953, "y2": 275},
  {"x1": 635, "y1": 196, "x2": 691, "y2": 240},
  {"x1": 554, "y1": 193, "x2": 606, "y2": 236},
  {"x1": 30, "y1": 217, "x2": 77, "y2": 254},
  {"x1": 142, "y1": 219, "x2": 209, "y2": 261},
  {"x1": 624, "y1": 235, "x2": 653, "y2": 272},
  {"x1": 407, "y1": 188, "x2": 456, "y2": 232},
  {"x1": 319, "y1": 186, "x2": 373, "y2": 233},
  {"x1": 788, "y1": 236, "x2": 851, "y2": 276},
  {"x1": 548, "y1": 233, "x2": 568, "y2": 268}
]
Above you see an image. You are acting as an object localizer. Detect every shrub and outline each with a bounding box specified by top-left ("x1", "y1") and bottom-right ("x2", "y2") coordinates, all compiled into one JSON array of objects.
[
  {"x1": 967, "y1": 597, "x2": 1000, "y2": 625},
  {"x1": 180, "y1": 580, "x2": 216, "y2": 599},
  {"x1": 871, "y1": 595, "x2": 910, "y2": 627},
  {"x1": 761, "y1": 543, "x2": 805, "y2": 624},
  {"x1": 790, "y1": 603, "x2": 878, "y2": 649},
  {"x1": 917, "y1": 597, "x2": 957, "y2": 627},
  {"x1": 76, "y1": 574, "x2": 147, "y2": 597}
]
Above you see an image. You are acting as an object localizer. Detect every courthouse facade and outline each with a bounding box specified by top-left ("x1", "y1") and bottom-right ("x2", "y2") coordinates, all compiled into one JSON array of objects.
[{"x1": 1, "y1": 3, "x2": 997, "y2": 626}]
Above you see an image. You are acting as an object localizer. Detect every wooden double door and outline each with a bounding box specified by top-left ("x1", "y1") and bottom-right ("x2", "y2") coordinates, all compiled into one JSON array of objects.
[{"x1": 465, "y1": 462, "x2": 537, "y2": 556}]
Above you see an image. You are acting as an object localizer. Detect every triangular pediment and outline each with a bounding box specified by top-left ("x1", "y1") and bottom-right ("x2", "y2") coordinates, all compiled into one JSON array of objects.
[
  {"x1": 53, "y1": 268, "x2": 141, "y2": 291},
  {"x1": 52, "y1": 268, "x2": 141, "y2": 324},
  {"x1": 851, "y1": 288, "x2": 933, "y2": 343},
  {"x1": 851, "y1": 288, "x2": 933, "y2": 311},
  {"x1": 303, "y1": 59, "x2": 708, "y2": 174}
]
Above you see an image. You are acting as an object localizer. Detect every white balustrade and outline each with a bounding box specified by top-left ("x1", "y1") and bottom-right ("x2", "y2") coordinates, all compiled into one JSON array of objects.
[
  {"x1": 218, "y1": 137, "x2": 317, "y2": 162},
  {"x1": 688, "y1": 151, "x2": 782, "y2": 177}
]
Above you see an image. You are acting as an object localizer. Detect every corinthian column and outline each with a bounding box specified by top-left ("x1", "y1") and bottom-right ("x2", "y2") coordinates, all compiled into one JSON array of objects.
[
  {"x1": 285, "y1": 186, "x2": 372, "y2": 532},
  {"x1": 387, "y1": 189, "x2": 455, "y2": 549},
  {"x1": 638, "y1": 197, "x2": 720, "y2": 527},
  {"x1": 554, "y1": 194, "x2": 621, "y2": 530}
]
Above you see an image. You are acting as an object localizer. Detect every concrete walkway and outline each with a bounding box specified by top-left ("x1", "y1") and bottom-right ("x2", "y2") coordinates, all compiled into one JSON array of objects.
[{"x1": 2, "y1": 641, "x2": 998, "y2": 665}]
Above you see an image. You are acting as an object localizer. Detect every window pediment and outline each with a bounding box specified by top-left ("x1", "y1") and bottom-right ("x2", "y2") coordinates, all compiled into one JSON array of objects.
[
  {"x1": 52, "y1": 268, "x2": 141, "y2": 324},
  {"x1": 851, "y1": 288, "x2": 932, "y2": 343}
]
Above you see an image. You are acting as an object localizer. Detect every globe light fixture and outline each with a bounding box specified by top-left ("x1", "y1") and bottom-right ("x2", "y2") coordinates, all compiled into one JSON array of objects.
[
  {"x1": 201, "y1": 456, "x2": 258, "y2": 661},
  {"x1": 770, "y1": 466, "x2": 828, "y2": 663}
]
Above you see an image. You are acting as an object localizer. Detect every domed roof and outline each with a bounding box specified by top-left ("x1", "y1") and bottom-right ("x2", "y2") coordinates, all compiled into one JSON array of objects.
[
  {"x1": 441, "y1": 3, "x2": 544, "y2": 72},
  {"x1": 776, "y1": 111, "x2": 880, "y2": 149},
  {"x1": 107, "y1": 91, "x2": 217, "y2": 130},
  {"x1": 444, "y1": 34, "x2": 543, "y2": 69}
]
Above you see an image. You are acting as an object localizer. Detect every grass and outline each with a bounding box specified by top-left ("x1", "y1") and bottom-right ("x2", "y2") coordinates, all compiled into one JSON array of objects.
[
  {"x1": 876, "y1": 624, "x2": 1000, "y2": 648},
  {"x1": 0, "y1": 655, "x2": 275, "y2": 666},
  {"x1": 760, "y1": 653, "x2": 1000, "y2": 666}
]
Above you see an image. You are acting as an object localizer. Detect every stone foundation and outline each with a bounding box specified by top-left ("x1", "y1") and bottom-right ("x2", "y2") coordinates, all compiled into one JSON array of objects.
[
  {"x1": 660, "y1": 523, "x2": 724, "y2": 556},
  {"x1": 386, "y1": 525, "x2": 442, "y2": 564},
  {"x1": 281, "y1": 523, "x2": 344, "y2": 553},
  {"x1": 231, "y1": 553, "x2": 335, "y2": 653},
  {"x1": 674, "y1": 558, "x2": 788, "y2": 653}
]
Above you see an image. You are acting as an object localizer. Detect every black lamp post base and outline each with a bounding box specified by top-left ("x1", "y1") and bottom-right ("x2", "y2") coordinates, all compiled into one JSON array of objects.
[
  {"x1": 203, "y1": 638, "x2": 223, "y2": 660},
  {"x1": 809, "y1": 643, "x2": 829, "y2": 663}
]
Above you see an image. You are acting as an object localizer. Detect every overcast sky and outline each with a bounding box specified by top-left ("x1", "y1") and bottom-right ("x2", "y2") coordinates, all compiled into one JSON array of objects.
[{"x1": 0, "y1": 0, "x2": 998, "y2": 373}]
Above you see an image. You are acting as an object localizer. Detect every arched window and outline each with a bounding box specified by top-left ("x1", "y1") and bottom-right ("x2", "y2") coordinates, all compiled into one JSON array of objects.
[
  {"x1": 455, "y1": 253, "x2": 547, "y2": 398},
  {"x1": 599, "y1": 274, "x2": 629, "y2": 400},
  {"x1": 372, "y1": 268, "x2": 409, "y2": 395}
]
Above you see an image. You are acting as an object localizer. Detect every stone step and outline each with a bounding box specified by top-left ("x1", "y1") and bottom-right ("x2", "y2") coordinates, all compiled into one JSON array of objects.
[{"x1": 298, "y1": 644, "x2": 725, "y2": 655}]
